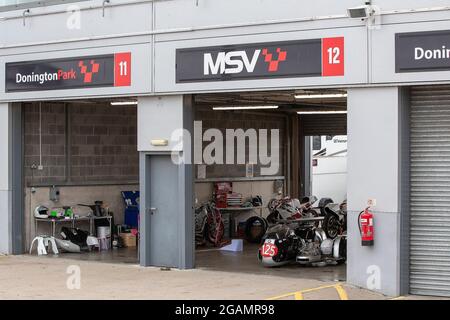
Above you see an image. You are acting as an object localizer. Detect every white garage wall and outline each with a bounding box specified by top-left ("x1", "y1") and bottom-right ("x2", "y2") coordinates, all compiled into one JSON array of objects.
[{"x1": 0, "y1": 102, "x2": 11, "y2": 254}]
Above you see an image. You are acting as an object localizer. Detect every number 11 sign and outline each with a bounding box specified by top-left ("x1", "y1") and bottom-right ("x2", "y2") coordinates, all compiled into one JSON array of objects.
[
  {"x1": 114, "y1": 52, "x2": 132, "y2": 87},
  {"x1": 322, "y1": 37, "x2": 345, "y2": 77}
]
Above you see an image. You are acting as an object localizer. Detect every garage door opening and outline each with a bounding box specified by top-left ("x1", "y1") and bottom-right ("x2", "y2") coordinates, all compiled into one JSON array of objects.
[
  {"x1": 21, "y1": 98, "x2": 139, "y2": 265},
  {"x1": 310, "y1": 135, "x2": 347, "y2": 204},
  {"x1": 192, "y1": 89, "x2": 347, "y2": 281}
]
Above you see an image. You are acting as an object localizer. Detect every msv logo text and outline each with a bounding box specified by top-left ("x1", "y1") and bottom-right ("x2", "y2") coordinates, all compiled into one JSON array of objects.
[{"x1": 203, "y1": 48, "x2": 287, "y2": 75}]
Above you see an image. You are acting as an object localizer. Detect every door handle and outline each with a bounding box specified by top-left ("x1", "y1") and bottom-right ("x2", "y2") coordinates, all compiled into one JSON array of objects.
[{"x1": 147, "y1": 207, "x2": 157, "y2": 215}]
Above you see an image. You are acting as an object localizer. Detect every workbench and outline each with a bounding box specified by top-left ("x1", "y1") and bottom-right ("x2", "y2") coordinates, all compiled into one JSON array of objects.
[{"x1": 34, "y1": 215, "x2": 113, "y2": 241}]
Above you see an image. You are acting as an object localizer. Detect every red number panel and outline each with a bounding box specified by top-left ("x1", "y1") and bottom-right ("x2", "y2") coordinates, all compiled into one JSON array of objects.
[
  {"x1": 114, "y1": 52, "x2": 132, "y2": 87},
  {"x1": 322, "y1": 37, "x2": 345, "y2": 77}
]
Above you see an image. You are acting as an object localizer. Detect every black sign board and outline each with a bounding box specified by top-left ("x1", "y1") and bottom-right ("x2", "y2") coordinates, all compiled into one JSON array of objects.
[
  {"x1": 5, "y1": 52, "x2": 132, "y2": 92},
  {"x1": 176, "y1": 37, "x2": 344, "y2": 83},
  {"x1": 396, "y1": 30, "x2": 450, "y2": 73}
]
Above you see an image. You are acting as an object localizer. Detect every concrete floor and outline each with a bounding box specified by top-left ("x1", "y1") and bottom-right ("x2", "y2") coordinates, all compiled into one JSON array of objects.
[
  {"x1": 196, "y1": 243, "x2": 346, "y2": 282},
  {"x1": 0, "y1": 254, "x2": 381, "y2": 300},
  {"x1": 0, "y1": 253, "x2": 446, "y2": 300},
  {"x1": 40, "y1": 243, "x2": 346, "y2": 284},
  {"x1": 44, "y1": 247, "x2": 139, "y2": 265}
]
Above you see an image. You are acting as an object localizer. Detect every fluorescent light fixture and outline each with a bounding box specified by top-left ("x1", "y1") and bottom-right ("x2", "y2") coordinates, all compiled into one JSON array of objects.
[
  {"x1": 297, "y1": 111, "x2": 347, "y2": 115},
  {"x1": 110, "y1": 101, "x2": 138, "y2": 106},
  {"x1": 212, "y1": 105, "x2": 279, "y2": 111},
  {"x1": 151, "y1": 139, "x2": 169, "y2": 146},
  {"x1": 294, "y1": 93, "x2": 347, "y2": 99}
]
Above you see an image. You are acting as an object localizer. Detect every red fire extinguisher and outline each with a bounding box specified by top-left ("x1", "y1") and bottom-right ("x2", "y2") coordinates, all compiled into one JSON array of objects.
[{"x1": 358, "y1": 207, "x2": 374, "y2": 246}]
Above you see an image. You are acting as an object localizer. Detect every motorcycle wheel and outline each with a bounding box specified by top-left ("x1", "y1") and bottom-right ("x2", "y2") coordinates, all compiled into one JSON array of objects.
[
  {"x1": 207, "y1": 219, "x2": 225, "y2": 245},
  {"x1": 245, "y1": 216, "x2": 268, "y2": 243},
  {"x1": 333, "y1": 236, "x2": 347, "y2": 263},
  {"x1": 266, "y1": 210, "x2": 281, "y2": 224},
  {"x1": 323, "y1": 212, "x2": 341, "y2": 239},
  {"x1": 257, "y1": 250, "x2": 290, "y2": 267}
]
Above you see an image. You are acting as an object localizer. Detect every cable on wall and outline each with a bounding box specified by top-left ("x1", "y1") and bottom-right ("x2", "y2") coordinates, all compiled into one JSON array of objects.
[{"x1": 39, "y1": 102, "x2": 42, "y2": 169}]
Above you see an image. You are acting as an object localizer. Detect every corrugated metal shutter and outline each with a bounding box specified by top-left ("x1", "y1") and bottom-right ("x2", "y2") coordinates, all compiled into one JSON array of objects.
[
  {"x1": 410, "y1": 85, "x2": 450, "y2": 297},
  {"x1": 300, "y1": 114, "x2": 347, "y2": 136}
]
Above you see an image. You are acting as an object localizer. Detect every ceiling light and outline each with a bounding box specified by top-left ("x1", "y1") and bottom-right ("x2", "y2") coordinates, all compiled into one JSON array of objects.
[
  {"x1": 212, "y1": 106, "x2": 279, "y2": 111},
  {"x1": 110, "y1": 101, "x2": 138, "y2": 106},
  {"x1": 294, "y1": 93, "x2": 347, "y2": 99},
  {"x1": 297, "y1": 111, "x2": 347, "y2": 115}
]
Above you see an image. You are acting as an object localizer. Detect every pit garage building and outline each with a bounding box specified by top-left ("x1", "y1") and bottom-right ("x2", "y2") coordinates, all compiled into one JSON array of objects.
[{"x1": 1, "y1": 0, "x2": 450, "y2": 298}]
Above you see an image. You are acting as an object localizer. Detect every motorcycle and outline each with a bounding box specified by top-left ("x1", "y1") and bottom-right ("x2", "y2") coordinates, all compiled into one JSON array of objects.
[
  {"x1": 195, "y1": 202, "x2": 225, "y2": 247},
  {"x1": 296, "y1": 233, "x2": 347, "y2": 266},
  {"x1": 322, "y1": 199, "x2": 347, "y2": 239},
  {"x1": 258, "y1": 199, "x2": 347, "y2": 268},
  {"x1": 258, "y1": 222, "x2": 303, "y2": 267},
  {"x1": 266, "y1": 196, "x2": 319, "y2": 224}
]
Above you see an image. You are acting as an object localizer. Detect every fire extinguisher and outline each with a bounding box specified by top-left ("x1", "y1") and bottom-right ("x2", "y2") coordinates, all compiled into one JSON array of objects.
[{"x1": 358, "y1": 207, "x2": 374, "y2": 246}]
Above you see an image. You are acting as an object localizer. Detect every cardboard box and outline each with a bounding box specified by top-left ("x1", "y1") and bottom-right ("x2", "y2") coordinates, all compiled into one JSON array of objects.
[{"x1": 120, "y1": 233, "x2": 137, "y2": 247}]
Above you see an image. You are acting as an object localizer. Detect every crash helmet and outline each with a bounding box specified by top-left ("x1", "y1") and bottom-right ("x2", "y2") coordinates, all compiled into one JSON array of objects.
[
  {"x1": 252, "y1": 195, "x2": 263, "y2": 207},
  {"x1": 34, "y1": 206, "x2": 49, "y2": 219}
]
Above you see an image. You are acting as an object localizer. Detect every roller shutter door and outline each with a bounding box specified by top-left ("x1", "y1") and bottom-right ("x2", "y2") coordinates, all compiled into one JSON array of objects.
[{"x1": 410, "y1": 85, "x2": 450, "y2": 297}]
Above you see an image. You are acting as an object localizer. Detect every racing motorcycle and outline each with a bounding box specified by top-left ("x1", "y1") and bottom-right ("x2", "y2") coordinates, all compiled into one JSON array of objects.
[
  {"x1": 266, "y1": 196, "x2": 319, "y2": 224},
  {"x1": 322, "y1": 199, "x2": 347, "y2": 239},
  {"x1": 258, "y1": 220, "x2": 319, "y2": 267},
  {"x1": 258, "y1": 211, "x2": 346, "y2": 267}
]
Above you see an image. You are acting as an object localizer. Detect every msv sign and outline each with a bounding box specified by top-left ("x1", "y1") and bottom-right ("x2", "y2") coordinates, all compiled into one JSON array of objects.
[
  {"x1": 176, "y1": 37, "x2": 344, "y2": 83},
  {"x1": 203, "y1": 48, "x2": 285, "y2": 75}
]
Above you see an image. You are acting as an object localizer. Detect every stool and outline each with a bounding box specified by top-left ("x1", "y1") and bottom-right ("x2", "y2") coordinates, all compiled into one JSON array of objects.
[
  {"x1": 87, "y1": 236, "x2": 100, "y2": 251},
  {"x1": 98, "y1": 237, "x2": 110, "y2": 251}
]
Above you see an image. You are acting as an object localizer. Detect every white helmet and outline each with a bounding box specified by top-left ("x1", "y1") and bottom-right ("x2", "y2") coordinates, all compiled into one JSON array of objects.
[{"x1": 34, "y1": 206, "x2": 49, "y2": 219}]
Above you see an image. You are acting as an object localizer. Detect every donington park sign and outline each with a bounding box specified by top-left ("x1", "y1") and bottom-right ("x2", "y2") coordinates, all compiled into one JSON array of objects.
[{"x1": 5, "y1": 52, "x2": 131, "y2": 92}]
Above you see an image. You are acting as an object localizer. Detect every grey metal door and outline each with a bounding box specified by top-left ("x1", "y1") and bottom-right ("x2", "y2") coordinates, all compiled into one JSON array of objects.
[
  {"x1": 410, "y1": 85, "x2": 450, "y2": 296},
  {"x1": 140, "y1": 154, "x2": 180, "y2": 268}
]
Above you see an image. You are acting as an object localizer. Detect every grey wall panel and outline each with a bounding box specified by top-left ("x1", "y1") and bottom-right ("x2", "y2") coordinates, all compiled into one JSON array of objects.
[
  {"x1": 3, "y1": 1, "x2": 450, "y2": 100},
  {"x1": 0, "y1": 190, "x2": 12, "y2": 254},
  {"x1": 0, "y1": 102, "x2": 11, "y2": 254},
  {"x1": 372, "y1": 21, "x2": 450, "y2": 85},
  {"x1": 11, "y1": 103, "x2": 23, "y2": 254},
  {"x1": 399, "y1": 87, "x2": 411, "y2": 295},
  {"x1": 154, "y1": 0, "x2": 361, "y2": 30},
  {"x1": 347, "y1": 87, "x2": 401, "y2": 296},
  {"x1": 154, "y1": 0, "x2": 450, "y2": 31},
  {"x1": 181, "y1": 95, "x2": 195, "y2": 269},
  {"x1": 347, "y1": 210, "x2": 401, "y2": 296},
  {"x1": 374, "y1": 0, "x2": 450, "y2": 11},
  {"x1": 137, "y1": 95, "x2": 184, "y2": 152},
  {"x1": 0, "y1": 0, "x2": 152, "y2": 47},
  {"x1": 347, "y1": 87, "x2": 400, "y2": 213}
]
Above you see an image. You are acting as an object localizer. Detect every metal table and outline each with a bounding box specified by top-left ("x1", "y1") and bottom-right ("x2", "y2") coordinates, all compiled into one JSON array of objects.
[
  {"x1": 34, "y1": 215, "x2": 113, "y2": 242},
  {"x1": 217, "y1": 206, "x2": 264, "y2": 238},
  {"x1": 217, "y1": 206, "x2": 264, "y2": 217},
  {"x1": 276, "y1": 216, "x2": 325, "y2": 224}
]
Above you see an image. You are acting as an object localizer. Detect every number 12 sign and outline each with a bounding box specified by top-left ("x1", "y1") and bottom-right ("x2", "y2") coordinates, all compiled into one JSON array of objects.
[
  {"x1": 322, "y1": 37, "x2": 345, "y2": 77},
  {"x1": 114, "y1": 52, "x2": 132, "y2": 87}
]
